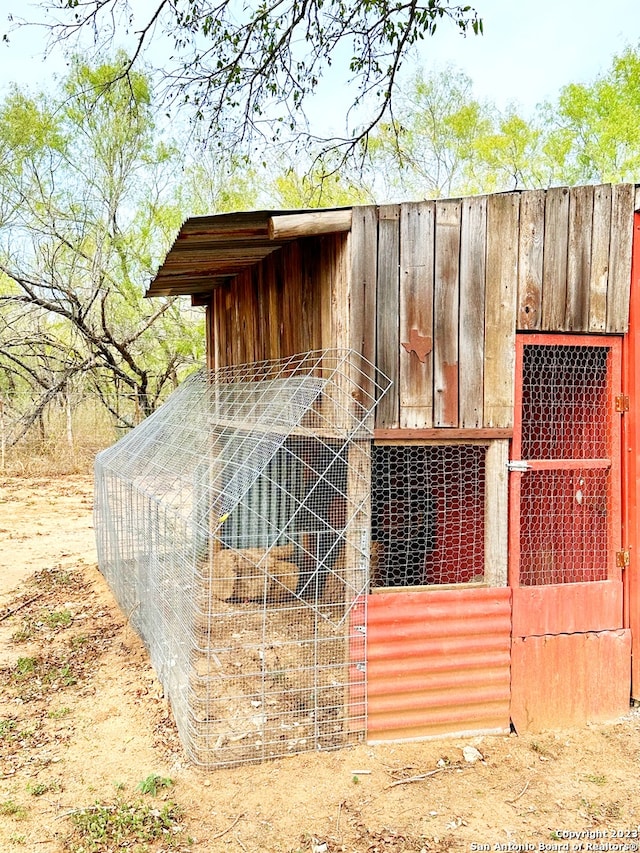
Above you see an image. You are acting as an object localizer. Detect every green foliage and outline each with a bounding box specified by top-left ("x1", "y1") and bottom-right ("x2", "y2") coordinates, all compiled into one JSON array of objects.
[
  {"x1": 272, "y1": 161, "x2": 374, "y2": 208},
  {"x1": 0, "y1": 800, "x2": 28, "y2": 819},
  {"x1": 13, "y1": 609, "x2": 72, "y2": 641},
  {"x1": 0, "y1": 56, "x2": 208, "y2": 442},
  {"x1": 0, "y1": 718, "x2": 18, "y2": 737},
  {"x1": 48, "y1": 706, "x2": 71, "y2": 719},
  {"x1": 365, "y1": 45, "x2": 640, "y2": 198},
  {"x1": 137, "y1": 774, "x2": 174, "y2": 796},
  {"x1": 175, "y1": 152, "x2": 261, "y2": 216},
  {"x1": 366, "y1": 66, "x2": 547, "y2": 198},
  {"x1": 544, "y1": 44, "x2": 640, "y2": 183},
  {"x1": 9, "y1": 655, "x2": 77, "y2": 698},
  {"x1": 68, "y1": 799, "x2": 185, "y2": 852},
  {"x1": 27, "y1": 780, "x2": 61, "y2": 796},
  {"x1": 41, "y1": 609, "x2": 73, "y2": 630},
  {"x1": 14, "y1": 657, "x2": 37, "y2": 677}
]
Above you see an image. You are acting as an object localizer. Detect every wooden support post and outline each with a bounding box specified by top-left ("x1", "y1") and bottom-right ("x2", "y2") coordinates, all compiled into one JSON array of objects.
[{"x1": 484, "y1": 439, "x2": 509, "y2": 587}]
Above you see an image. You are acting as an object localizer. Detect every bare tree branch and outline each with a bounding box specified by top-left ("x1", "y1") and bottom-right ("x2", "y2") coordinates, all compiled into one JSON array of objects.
[{"x1": 29, "y1": 0, "x2": 482, "y2": 153}]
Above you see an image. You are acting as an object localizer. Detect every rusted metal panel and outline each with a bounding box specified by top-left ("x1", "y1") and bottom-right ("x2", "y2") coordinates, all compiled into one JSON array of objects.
[
  {"x1": 366, "y1": 588, "x2": 511, "y2": 742},
  {"x1": 511, "y1": 629, "x2": 631, "y2": 732},
  {"x1": 512, "y1": 581, "x2": 623, "y2": 637}
]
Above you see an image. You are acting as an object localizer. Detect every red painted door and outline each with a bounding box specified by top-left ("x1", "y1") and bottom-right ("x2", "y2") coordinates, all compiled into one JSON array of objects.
[{"x1": 509, "y1": 334, "x2": 624, "y2": 636}]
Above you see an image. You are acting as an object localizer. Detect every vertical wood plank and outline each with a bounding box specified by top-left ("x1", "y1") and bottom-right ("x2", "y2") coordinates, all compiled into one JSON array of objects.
[
  {"x1": 589, "y1": 184, "x2": 612, "y2": 332},
  {"x1": 326, "y1": 232, "x2": 352, "y2": 432},
  {"x1": 232, "y1": 292, "x2": 242, "y2": 365},
  {"x1": 484, "y1": 439, "x2": 509, "y2": 586},
  {"x1": 433, "y1": 199, "x2": 461, "y2": 428},
  {"x1": 205, "y1": 298, "x2": 215, "y2": 372},
  {"x1": 376, "y1": 205, "x2": 401, "y2": 428},
  {"x1": 541, "y1": 186, "x2": 570, "y2": 330},
  {"x1": 301, "y1": 237, "x2": 322, "y2": 353},
  {"x1": 217, "y1": 286, "x2": 229, "y2": 368},
  {"x1": 350, "y1": 207, "x2": 378, "y2": 407},
  {"x1": 484, "y1": 193, "x2": 520, "y2": 429},
  {"x1": 459, "y1": 195, "x2": 486, "y2": 428},
  {"x1": 240, "y1": 272, "x2": 252, "y2": 364},
  {"x1": 283, "y1": 242, "x2": 303, "y2": 355},
  {"x1": 566, "y1": 184, "x2": 594, "y2": 331},
  {"x1": 517, "y1": 189, "x2": 545, "y2": 330},
  {"x1": 265, "y1": 255, "x2": 281, "y2": 361},
  {"x1": 607, "y1": 183, "x2": 635, "y2": 333},
  {"x1": 342, "y1": 440, "x2": 370, "y2": 727},
  {"x1": 399, "y1": 201, "x2": 434, "y2": 429},
  {"x1": 319, "y1": 235, "x2": 335, "y2": 351},
  {"x1": 226, "y1": 286, "x2": 235, "y2": 366},
  {"x1": 254, "y1": 264, "x2": 268, "y2": 363},
  {"x1": 333, "y1": 232, "x2": 351, "y2": 352},
  {"x1": 211, "y1": 289, "x2": 222, "y2": 370}
]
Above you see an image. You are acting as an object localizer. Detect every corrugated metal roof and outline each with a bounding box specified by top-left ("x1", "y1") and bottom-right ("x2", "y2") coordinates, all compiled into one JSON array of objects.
[{"x1": 146, "y1": 207, "x2": 352, "y2": 298}]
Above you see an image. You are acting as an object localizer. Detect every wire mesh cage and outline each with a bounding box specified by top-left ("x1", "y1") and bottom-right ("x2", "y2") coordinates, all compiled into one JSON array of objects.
[
  {"x1": 518, "y1": 343, "x2": 613, "y2": 586},
  {"x1": 94, "y1": 350, "x2": 390, "y2": 768},
  {"x1": 370, "y1": 444, "x2": 487, "y2": 587}
]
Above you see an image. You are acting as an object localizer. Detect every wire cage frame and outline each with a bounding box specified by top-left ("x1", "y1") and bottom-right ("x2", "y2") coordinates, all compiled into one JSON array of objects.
[{"x1": 94, "y1": 350, "x2": 390, "y2": 768}]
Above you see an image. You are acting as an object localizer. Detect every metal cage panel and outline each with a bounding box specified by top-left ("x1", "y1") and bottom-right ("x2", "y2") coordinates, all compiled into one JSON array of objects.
[{"x1": 94, "y1": 350, "x2": 389, "y2": 767}]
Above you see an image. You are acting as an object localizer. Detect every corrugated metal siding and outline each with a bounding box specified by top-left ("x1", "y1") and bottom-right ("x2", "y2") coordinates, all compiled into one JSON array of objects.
[
  {"x1": 511, "y1": 629, "x2": 631, "y2": 732},
  {"x1": 512, "y1": 581, "x2": 623, "y2": 637},
  {"x1": 366, "y1": 588, "x2": 511, "y2": 741}
]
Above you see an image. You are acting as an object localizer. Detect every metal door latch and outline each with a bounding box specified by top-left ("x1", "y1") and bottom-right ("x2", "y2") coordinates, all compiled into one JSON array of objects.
[{"x1": 507, "y1": 460, "x2": 531, "y2": 473}]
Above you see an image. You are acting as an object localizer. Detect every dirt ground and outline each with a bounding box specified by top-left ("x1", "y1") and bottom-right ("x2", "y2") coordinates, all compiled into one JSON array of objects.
[{"x1": 2, "y1": 475, "x2": 640, "y2": 853}]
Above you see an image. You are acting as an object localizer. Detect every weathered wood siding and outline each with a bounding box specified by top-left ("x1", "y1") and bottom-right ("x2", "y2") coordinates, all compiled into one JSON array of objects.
[
  {"x1": 210, "y1": 234, "x2": 349, "y2": 369},
  {"x1": 207, "y1": 185, "x2": 635, "y2": 433},
  {"x1": 360, "y1": 184, "x2": 634, "y2": 431}
]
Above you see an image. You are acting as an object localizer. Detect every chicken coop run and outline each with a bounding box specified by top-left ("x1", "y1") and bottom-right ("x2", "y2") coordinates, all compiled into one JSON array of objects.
[
  {"x1": 94, "y1": 350, "x2": 390, "y2": 767},
  {"x1": 96, "y1": 182, "x2": 640, "y2": 764}
]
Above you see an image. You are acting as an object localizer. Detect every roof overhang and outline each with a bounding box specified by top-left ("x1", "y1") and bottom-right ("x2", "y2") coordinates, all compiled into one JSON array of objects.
[{"x1": 146, "y1": 207, "x2": 353, "y2": 299}]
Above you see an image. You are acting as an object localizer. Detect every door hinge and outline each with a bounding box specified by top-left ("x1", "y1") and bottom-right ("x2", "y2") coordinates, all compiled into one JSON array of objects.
[
  {"x1": 616, "y1": 394, "x2": 630, "y2": 413},
  {"x1": 616, "y1": 550, "x2": 630, "y2": 568},
  {"x1": 507, "y1": 460, "x2": 531, "y2": 473}
]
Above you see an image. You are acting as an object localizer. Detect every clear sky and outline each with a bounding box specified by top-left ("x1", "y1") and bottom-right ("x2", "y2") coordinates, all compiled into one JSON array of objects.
[{"x1": 0, "y1": 0, "x2": 638, "y2": 115}]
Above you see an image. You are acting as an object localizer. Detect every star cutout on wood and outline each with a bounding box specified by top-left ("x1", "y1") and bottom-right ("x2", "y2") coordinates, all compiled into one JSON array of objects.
[{"x1": 401, "y1": 329, "x2": 432, "y2": 363}]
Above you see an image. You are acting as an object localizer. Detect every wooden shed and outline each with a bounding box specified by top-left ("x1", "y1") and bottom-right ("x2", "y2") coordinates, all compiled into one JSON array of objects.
[{"x1": 148, "y1": 184, "x2": 640, "y2": 740}]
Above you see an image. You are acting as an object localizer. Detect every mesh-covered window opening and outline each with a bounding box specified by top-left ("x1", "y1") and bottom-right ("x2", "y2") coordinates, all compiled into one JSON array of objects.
[
  {"x1": 370, "y1": 444, "x2": 486, "y2": 588},
  {"x1": 521, "y1": 345, "x2": 610, "y2": 460},
  {"x1": 518, "y1": 344, "x2": 612, "y2": 586}
]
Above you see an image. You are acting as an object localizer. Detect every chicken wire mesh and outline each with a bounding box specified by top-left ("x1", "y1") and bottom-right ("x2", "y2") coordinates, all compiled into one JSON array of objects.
[
  {"x1": 94, "y1": 350, "x2": 390, "y2": 768},
  {"x1": 370, "y1": 444, "x2": 487, "y2": 587},
  {"x1": 518, "y1": 343, "x2": 612, "y2": 586}
]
